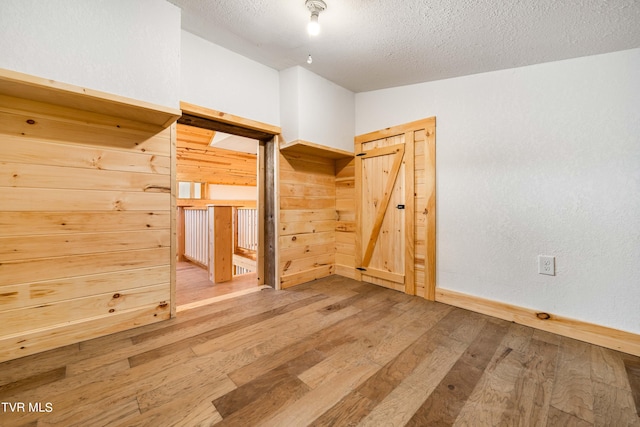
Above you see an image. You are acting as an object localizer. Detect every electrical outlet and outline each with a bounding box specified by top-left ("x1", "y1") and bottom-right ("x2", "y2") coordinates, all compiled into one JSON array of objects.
[{"x1": 538, "y1": 255, "x2": 555, "y2": 276}]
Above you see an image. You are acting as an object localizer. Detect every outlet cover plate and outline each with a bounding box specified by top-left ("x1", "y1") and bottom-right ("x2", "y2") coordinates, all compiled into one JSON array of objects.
[{"x1": 538, "y1": 255, "x2": 555, "y2": 276}]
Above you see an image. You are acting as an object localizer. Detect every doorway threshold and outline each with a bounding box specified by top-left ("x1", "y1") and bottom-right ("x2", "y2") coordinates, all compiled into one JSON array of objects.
[{"x1": 176, "y1": 285, "x2": 272, "y2": 313}]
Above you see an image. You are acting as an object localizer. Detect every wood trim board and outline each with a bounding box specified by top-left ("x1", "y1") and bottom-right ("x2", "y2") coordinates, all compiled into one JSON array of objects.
[
  {"x1": 436, "y1": 288, "x2": 640, "y2": 357},
  {"x1": 424, "y1": 122, "x2": 437, "y2": 301},
  {"x1": 355, "y1": 117, "x2": 436, "y2": 144},
  {"x1": 170, "y1": 123, "x2": 177, "y2": 318},
  {"x1": 404, "y1": 131, "x2": 416, "y2": 296}
]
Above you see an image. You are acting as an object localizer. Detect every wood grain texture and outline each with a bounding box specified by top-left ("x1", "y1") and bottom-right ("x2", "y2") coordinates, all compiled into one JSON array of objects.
[
  {"x1": 406, "y1": 318, "x2": 510, "y2": 426},
  {"x1": 208, "y1": 206, "x2": 233, "y2": 283},
  {"x1": 624, "y1": 355, "x2": 640, "y2": 417},
  {"x1": 179, "y1": 101, "x2": 280, "y2": 137},
  {"x1": 335, "y1": 157, "x2": 356, "y2": 279},
  {"x1": 437, "y1": 287, "x2": 640, "y2": 357},
  {"x1": 0, "y1": 276, "x2": 638, "y2": 426},
  {"x1": 424, "y1": 122, "x2": 437, "y2": 300},
  {"x1": 278, "y1": 150, "x2": 337, "y2": 288},
  {"x1": 355, "y1": 118, "x2": 435, "y2": 299},
  {"x1": 279, "y1": 139, "x2": 353, "y2": 159},
  {"x1": 354, "y1": 116, "x2": 437, "y2": 144},
  {"x1": 176, "y1": 262, "x2": 258, "y2": 306},
  {"x1": 176, "y1": 124, "x2": 258, "y2": 187},
  {"x1": 551, "y1": 336, "x2": 595, "y2": 424},
  {"x1": 0, "y1": 68, "x2": 180, "y2": 127},
  {"x1": 0, "y1": 89, "x2": 173, "y2": 363}
]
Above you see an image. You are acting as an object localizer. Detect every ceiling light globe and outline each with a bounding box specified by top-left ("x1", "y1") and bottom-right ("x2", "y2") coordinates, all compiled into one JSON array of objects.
[{"x1": 307, "y1": 15, "x2": 320, "y2": 36}]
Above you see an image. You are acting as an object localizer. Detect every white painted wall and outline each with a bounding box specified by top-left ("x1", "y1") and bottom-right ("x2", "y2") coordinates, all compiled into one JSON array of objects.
[
  {"x1": 0, "y1": 0, "x2": 180, "y2": 108},
  {"x1": 280, "y1": 66, "x2": 355, "y2": 152},
  {"x1": 279, "y1": 67, "x2": 301, "y2": 146},
  {"x1": 181, "y1": 31, "x2": 280, "y2": 127},
  {"x1": 356, "y1": 48, "x2": 640, "y2": 334}
]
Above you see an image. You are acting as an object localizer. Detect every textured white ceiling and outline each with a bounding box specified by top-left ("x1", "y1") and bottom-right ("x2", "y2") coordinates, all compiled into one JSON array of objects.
[{"x1": 169, "y1": 0, "x2": 640, "y2": 93}]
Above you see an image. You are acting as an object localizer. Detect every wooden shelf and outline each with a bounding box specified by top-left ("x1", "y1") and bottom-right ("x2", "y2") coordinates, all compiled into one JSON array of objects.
[
  {"x1": 0, "y1": 68, "x2": 181, "y2": 128},
  {"x1": 279, "y1": 139, "x2": 354, "y2": 160}
]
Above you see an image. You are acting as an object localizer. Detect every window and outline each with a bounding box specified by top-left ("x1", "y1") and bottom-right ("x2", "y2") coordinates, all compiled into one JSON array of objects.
[
  {"x1": 193, "y1": 182, "x2": 202, "y2": 199},
  {"x1": 178, "y1": 181, "x2": 205, "y2": 199}
]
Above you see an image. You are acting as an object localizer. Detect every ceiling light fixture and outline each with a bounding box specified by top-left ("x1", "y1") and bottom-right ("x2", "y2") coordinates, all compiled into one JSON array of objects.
[{"x1": 305, "y1": 0, "x2": 326, "y2": 36}]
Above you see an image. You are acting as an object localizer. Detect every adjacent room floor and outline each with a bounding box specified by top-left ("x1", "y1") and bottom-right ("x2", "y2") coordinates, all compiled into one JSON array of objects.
[
  {"x1": 1, "y1": 275, "x2": 639, "y2": 426},
  {"x1": 176, "y1": 261, "x2": 259, "y2": 307}
]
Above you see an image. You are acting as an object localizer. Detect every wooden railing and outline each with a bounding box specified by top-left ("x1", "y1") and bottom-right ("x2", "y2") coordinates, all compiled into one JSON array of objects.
[
  {"x1": 183, "y1": 208, "x2": 208, "y2": 267},
  {"x1": 179, "y1": 205, "x2": 258, "y2": 280},
  {"x1": 233, "y1": 207, "x2": 258, "y2": 275},
  {"x1": 235, "y1": 208, "x2": 258, "y2": 253}
]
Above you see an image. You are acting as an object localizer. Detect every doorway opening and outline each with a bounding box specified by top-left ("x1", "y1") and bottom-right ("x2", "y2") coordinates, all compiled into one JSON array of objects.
[{"x1": 174, "y1": 102, "x2": 279, "y2": 312}]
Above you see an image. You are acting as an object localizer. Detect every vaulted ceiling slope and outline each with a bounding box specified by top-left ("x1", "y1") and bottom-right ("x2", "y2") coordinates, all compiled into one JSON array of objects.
[{"x1": 169, "y1": 0, "x2": 640, "y2": 93}]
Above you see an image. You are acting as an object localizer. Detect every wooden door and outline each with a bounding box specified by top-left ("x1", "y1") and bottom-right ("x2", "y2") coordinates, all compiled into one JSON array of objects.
[{"x1": 355, "y1": 118, "x2": 436, "y2": 298}]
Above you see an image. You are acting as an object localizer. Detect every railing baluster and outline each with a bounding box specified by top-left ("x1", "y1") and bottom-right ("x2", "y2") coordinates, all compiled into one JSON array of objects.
[
  {"x1": 183, "y1": 208, "x2": 209, "y2": 267},
  {"x1": 235, "y1": 208, "x2": 259, "y2": 253}
]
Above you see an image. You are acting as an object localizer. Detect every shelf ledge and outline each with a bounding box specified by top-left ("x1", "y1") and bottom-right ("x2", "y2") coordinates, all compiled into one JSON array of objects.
[
  {"x1": 0, "y1": 68, "x2": 181, "y2": 128},
  {"x1": 279, "y1": 139, "x2": 354, "y2": 160}
]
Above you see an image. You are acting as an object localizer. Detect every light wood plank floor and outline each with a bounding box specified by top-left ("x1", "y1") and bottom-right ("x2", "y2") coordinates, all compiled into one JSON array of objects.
[
  {"x1": 1, "y1": 275, "x2": 639, "y2": 426},
  {"x1": 176, "y1": 261, "x2": 259, "y2": 307}
]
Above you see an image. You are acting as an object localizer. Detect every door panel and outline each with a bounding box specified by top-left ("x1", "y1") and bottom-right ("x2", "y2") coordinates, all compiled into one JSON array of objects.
[
  {"x1": 361, "y1": 141, "x2": 405, "y2": 291},
  {"x1": 355, "y1": 118, "x2": 435, "y2": 298}
]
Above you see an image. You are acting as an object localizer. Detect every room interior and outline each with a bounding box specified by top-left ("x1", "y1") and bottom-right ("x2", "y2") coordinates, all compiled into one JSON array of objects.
[{"x1": 0, "y1": 0, "x2": 639, "y2": 425}]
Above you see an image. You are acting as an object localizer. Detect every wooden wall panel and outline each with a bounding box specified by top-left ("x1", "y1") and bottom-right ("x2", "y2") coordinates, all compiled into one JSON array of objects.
[
  {"x1": 0, "y1": 211, "x2": 169, "y2": 236},
  {"x1": 335, "y1": 157, "x2": 356, "y2": 279},
  {"x1": 278, "y1": 242, "x2": 335, "y2": 263},
  {"x1": 0, "y1": 304, "x2": 169, "y2": 364},
  {"x1": 0, "y1": 187, "x2": 169, "y2": 211},
  {"x1": 0, "y1": 92, "x2": 173, "y2": 363},
  {"x1": 279, "y1": 252, "x2": 334, "y2": 276},
  {"x1": 0, "y1": 110, "x2": 170, "y2": 155},
  {"x1": 0, "y1": 230, "x2": 170, "y2": 261},
  {"x1": 0, "y1": 136, "x2": 171, "y2": 174},
  {"x1": 278, "y1": 152, "x2": 337, "y2": 289},
  {"x1": 0, "y1": 162, "x2": 170, "y2": 191},
  {"x1": 0, "y1": 284, "x2": 169, "y2": 335},
  {"x1": 0, "y1": 266, "x2": 169, "y2": 311}
]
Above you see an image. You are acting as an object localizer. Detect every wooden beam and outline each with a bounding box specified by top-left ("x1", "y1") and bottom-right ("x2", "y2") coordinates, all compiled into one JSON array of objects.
[
  {"x1": 264, "y1": 138, "x2": 278, "y2": 288},
  {"x1": 179, "y1": 101, "x2": 281, "y2": 140},
  {"x1": 178, "y1": 114, "x2": 273, "y2": 142}
]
